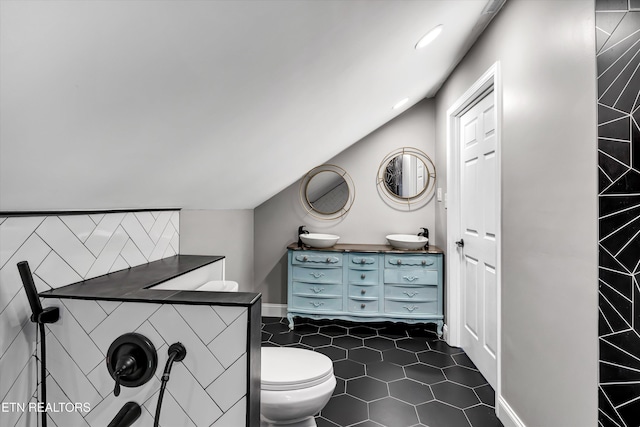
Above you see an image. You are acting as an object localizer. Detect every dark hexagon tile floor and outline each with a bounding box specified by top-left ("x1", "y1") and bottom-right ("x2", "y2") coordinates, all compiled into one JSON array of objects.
[{"x1": 261, "y1": 317, "x2": 504, "y2": 427}]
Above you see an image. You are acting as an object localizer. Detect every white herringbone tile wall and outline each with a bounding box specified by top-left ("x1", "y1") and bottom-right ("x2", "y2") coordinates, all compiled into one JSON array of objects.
[
  {"x1": 0, "y1": 211, "x2": 180, "y2": 427},
  {"x1": 45, "y1": 299, "x2": 247, "y2": 427}
]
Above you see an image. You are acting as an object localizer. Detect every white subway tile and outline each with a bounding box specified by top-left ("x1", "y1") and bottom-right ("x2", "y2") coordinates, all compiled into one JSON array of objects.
[
  {"x1": 61, "y1": 299, "x2": 107, "y2": 335},
  {"x1": 46, "y1": 376, "x2": 91, "y2": 427},
  {"x1": 149, "y1": 305, "x2": 224, "y2": 387},
  {"x1": 134, "y1": 212, "x2": 155, "y2": 233},
  {"x1": 120, "y1": 239, "x2": 147, "y2": 268},
  {"x1": 174, "y1": 305, "x2": 226, "y2": 345},
  {"x1": 206, "y1": 353, "x2": 247, "y2": 412},
  {"x1": 148, "y1": 222, "x2": 174, "y2": 262},
  {"x1": 35, "y1": 217, "x2": 94, "y2": 277},
  {"x1": 148, "y1": 212, "x2": 171, "y2": 244},
  {"x1": 212, "y1": 306, "x2": 245, "y2": 326},
  {"x1": 121, "y1": 213, "x2": 155, "y2": 258},
  {"x1": 96, "y1": 300, "x2": 121, "y2": 315},
  {"x1": 208, "y1": 311, "x2": 247, "y2": 369},
  {"x1": 109, "y1": 255, "x2": 129, "y2": 273},
  {"x1": 90, "y1": 302, "x2": 162, "y2": 353},
  {"x1": 143, "y1": 389, "x2": 198, "y2": 427},
  {"x1": 165, "y1": 361, "x2": 222, "y2": 427},
  {"x1": 60, "y1": 215, "x2": 96, "y2": 243},
  {"x1": 211, "y1": 397, "x2": 246, "y2": 427},
  {"x1": 34, "y1": 251, "x2": 82, "y2": 289},
  {"x1": 84, "y1": 213, "x2": 125, "y2": 257},
  {"x1": 44, "y1": 334, "x2": 102, "y2": 408},
  {"x1": 0, "y1": 216, "x2": 45, "y2": 270},
  {"x1": 86, "y1": 226, "x2": 128, "y2": 278},
  {"x1": 47, "y1": 301, "x2": 104, "y2": 374}
]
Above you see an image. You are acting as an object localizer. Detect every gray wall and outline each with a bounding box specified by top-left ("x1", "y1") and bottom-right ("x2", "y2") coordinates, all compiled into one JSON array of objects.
[
  {"x1": 255, "y1": 99, "x2": 437, "y2": 304},
  {"x1": 434, "y1": 0, "x2": 598, "y2": 426},
  {"x1": 180, "y1": 210, "x2": 254, "y2": 292}
]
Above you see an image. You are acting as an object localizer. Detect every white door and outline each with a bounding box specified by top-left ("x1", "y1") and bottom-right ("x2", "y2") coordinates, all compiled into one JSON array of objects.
[{"x1": 458, "y1": 91, "x2": 498, "y2": 389}]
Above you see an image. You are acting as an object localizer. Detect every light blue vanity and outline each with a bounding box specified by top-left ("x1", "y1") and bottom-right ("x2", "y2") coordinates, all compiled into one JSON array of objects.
[{"x1": 287, "y1": 243, "x2": 444, "y2": 336}]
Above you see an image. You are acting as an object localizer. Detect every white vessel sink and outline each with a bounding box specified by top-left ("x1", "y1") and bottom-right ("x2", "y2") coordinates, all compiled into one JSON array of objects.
[
  {"x1": 386, "y1": 234, "x2": 428, "y2": 250},
  {"x1": 300, "y1": 233, "x2": 340, "y2": 248}
]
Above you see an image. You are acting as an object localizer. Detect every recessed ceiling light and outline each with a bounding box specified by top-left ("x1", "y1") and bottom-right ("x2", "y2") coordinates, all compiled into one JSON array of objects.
[
  {"x1": 415, "y1": 25, "x2": 443, "y2": 49},
  {"x1": 392, "y1": 97, "x2": 409, "y2": 110}
]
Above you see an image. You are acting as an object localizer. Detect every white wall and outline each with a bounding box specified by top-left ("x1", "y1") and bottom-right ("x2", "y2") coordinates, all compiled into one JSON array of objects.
[
  {"x1": 180, "y1": 210, "x2": 254, "y2": 292},
  {"x1": 254, "y1": 99, "x2": 437, "y2": 304},
  {"x1": 434, "y1": 0, "x2": 598, "y2": 426}
]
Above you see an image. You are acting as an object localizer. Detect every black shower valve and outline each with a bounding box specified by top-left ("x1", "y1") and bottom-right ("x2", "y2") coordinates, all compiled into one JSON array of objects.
[{"x1": 107, "y1": 333, "x2": 158, "y2": 397}]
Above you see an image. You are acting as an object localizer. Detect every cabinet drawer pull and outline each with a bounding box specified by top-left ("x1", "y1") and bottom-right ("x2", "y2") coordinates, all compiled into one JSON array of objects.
[
  {"x1": 310, "y1": 302, "x2": 325, "y2": 308},
  {"x1": 361, "y1": 273, "x2": 366, "y2": 279},
  {"x1": 403, "y1": 291, "x2": 419, "y2": 297},
  {"x1": 310, "y1": 272, "x2": 325, "y2": 279},
  {"x1": 397, "y1": 260, "x2": 402, "y2": 265},
  {"x1": 361, "y1": 304, "x2": 366, "y2": 309},
  {"x1": 326, "y1": 257, "x2": 333, "y2": 263},
  {"x1": 403, "y1": 305, "x2": 419, "y2": 312},
  {"x1": 311, "y1": 287, "x2": 325, "y2": 294},
  {"x1": 422, "y1": 260, "x2": 427, "y2": 266},
  {"x1": 303, "y1": 256, "x2": 309, "y2": 261},
  {"x1": 403, "y1": 275, "x2": 419, "y2": 282},
  {"x1": 360, "y1": 289, "x2": 366, "y2": 295}
]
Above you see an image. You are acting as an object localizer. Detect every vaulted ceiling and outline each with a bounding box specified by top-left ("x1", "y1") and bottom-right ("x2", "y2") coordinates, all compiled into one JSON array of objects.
[{"x1": 0, "y1": 0, "x2": 501, "y2": 210}]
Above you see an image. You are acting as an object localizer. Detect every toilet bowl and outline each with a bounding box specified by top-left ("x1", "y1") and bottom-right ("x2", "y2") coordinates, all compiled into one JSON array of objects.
[{"x1": 261, "y1": 347, "x2": 336, "y2": 427}]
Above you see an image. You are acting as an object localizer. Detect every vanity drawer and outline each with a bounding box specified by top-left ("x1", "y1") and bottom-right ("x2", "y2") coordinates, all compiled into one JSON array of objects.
[
  {"x1": 348, "y1": 298, "x2": 379, "y2": 313},
  {"x1": 291, "y1": 295, "x2": 342, "y2": 312},
  {"x1": 292, "y1": 266, "x2": 343, "y2": 284},
  {"x1": 348, "y1": 254, "x2": 379, "y2": 269},
  {"x1": 385, "y1": 255, "x2": 437, "y2": 268},
  {"x1": 292, "y1": 252, "x2": 342, "y2": 266},
  {"x1": 348, "y1": 269, "x2": 378, "y2": 285},
  {"x1": 384, "y1": 269, "x2": 438, "y2": 285},
  {"x1": 384, "y1": 285, "x2": 437, "y2": 301},
  {"x1": 384, "y1": 299, "x2": 438, "y2": 315},
  {"x1": 348, "y1": 284, "x2": 380, "y2": 298},
  {"x1": 293, "y1": 282, "x2": 342, "y2": 297}
]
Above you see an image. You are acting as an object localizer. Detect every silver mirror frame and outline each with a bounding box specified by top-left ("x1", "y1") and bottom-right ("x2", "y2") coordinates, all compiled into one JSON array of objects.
[
  {"x1": 376, "y1": 147, "x2": 436, "y2": 211},
  {"x1": 300, "y1": 164, "x2": 355, "y2": 220}
]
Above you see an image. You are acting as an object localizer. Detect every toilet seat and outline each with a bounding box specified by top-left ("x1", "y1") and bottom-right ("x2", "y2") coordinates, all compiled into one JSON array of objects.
[{"x1": 261, "y1": 347, "x2": 333, "y2": 391}]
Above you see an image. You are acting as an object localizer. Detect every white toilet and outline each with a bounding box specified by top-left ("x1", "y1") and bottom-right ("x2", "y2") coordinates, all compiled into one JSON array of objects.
[
  {"x1": 210, "y1": 280, "x2": 335, "y2": 425},
  {"x1": 260, "y1": 347, "x2": 336, "y2": 427}
]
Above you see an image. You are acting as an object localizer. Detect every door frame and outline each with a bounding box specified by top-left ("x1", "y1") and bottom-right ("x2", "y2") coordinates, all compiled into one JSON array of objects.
[{"x1": 445, "y1": 61, "x2": 502, "y2": 401}]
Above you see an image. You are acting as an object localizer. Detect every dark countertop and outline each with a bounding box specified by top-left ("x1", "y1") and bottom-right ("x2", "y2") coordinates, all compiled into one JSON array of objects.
[
  {"x1": 39, "y1": 255, "x2": 261, "y2": 307},
  {"x1": 287, "y1": 243, "x2": 444, "y2": 254}
]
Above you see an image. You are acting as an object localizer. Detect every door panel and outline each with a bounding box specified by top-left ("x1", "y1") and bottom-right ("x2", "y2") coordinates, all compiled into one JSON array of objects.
[
  {"x1": 464, "y1": 256, "x2": 479, "y2": 337},
  {"x1": 459, "y1": 91, "x2": 497, "y2": 389}
]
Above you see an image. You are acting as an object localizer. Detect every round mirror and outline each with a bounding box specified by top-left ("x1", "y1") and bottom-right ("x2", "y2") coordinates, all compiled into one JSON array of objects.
[
  {"x1": 377, "y1": 147, "x2": 436, "y2": 211},
  {"x1": 383, "y1": 154, "x2": 430, "y2": 199},
  {"x1": 306, "y1": 171, "x2": 349, "y2": 214},
  {"x1": 300, "y1": 164, "x2": 355, "y2": 220}
]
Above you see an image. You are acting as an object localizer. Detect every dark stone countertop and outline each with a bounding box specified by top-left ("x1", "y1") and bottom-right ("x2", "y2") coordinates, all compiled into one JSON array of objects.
[
  {"x1": 287, "y1": 242, "x2": 444, "y2": 254},
  {"x1": 39, "y1": 255, "x2": 261, "y2": 307}
]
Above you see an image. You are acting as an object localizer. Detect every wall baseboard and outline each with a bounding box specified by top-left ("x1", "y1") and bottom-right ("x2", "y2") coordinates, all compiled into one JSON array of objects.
[
  {"x1": 262, "y1": 303, "x2": 287, "y2": 318},
  {"x1": 497, "y1": 395, "x2": 526, "y2": 427}
]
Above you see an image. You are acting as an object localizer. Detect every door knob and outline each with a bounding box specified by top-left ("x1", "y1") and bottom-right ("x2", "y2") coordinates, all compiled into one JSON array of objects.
[{"x1": 455, "y1": 239, "x2": 464, "y2": 248}]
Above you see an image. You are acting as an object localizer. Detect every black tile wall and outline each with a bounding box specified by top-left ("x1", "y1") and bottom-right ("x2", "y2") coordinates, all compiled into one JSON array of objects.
[{"x1": 597, "y1": 1, "x2": 640, "y2": 426}]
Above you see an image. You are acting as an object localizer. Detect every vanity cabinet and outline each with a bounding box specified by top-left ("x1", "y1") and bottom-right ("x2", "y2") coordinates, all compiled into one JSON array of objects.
[{"x1": 287, "y1": 244, "x2": 444, "y2": 336}]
